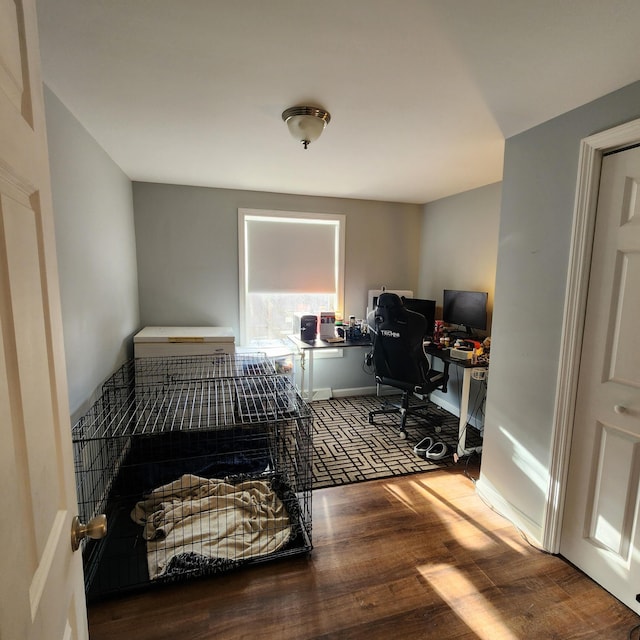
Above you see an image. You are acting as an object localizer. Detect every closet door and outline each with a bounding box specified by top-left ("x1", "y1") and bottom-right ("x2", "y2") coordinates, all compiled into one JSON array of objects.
[
  {"x1": 0, "y1": 1, "x2": 89, "y2": 638},
  {"x1": 560, "y1": 145, "x2": 640, "y2": 613}
]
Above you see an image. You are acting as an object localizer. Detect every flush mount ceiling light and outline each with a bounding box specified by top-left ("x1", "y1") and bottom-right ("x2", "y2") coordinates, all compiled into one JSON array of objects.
[{"x1": 282, "y1": 106, "x2": 331, "y2": 149}]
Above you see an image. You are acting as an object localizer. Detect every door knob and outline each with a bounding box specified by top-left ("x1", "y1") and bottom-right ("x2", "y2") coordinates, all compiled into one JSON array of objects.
[
  {"x1": 614, "y1": 405, "x2": 627, "y2": 415},
  {"x1": 71, "y1": 514, "x2": 107, "y2": 551}
]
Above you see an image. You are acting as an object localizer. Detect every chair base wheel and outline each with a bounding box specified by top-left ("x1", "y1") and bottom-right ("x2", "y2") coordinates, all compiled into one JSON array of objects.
[{"x1": 399, "y1": 430, "x2": 408, "y2": 440}]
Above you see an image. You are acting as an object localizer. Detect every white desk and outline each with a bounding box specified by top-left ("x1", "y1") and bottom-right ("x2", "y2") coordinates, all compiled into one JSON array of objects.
[
  {"x1": 287, "y1": 335, "x2": 372, "y2": 402},
  {"x1": 426, "y1": 346, "x2": 487, "y2": 459}
]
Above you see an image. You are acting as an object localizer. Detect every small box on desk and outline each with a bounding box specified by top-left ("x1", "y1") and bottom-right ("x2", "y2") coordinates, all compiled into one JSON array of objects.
[
  {"x1": 319, "y1": 311, "x2": 336, "y2": 340},
  {"x1": 450, "y1": 347, "x2": 474, "y2": 361}
]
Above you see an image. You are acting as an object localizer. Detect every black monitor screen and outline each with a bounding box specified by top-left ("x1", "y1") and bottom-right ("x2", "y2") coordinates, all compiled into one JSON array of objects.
[
  {"x1": 403, "y1": 298, "x2": 436, "y2": 338},
  {"x1": 442, "y1": 290, "x2": 487, "y2": 332}
]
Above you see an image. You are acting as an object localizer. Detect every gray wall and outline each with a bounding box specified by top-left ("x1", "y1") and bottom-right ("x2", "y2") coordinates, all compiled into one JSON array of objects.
[
  {"x1": 477, "y1": 80, "x2": 640, "y2": 542},
  {"x1": 44, "y1": 86, "x2": 140, "y2": 422},
  {"x1": 419, "y1": 182, "x2": 501, "y2": 320},
  {"x1": 133, "y1": 182, "x2": 423, "y2": 392},
  {"x1": 417, "y1": 182, "x2": 502, "y2": 420},
  {"x1": 133, "y1": 182, "x2": 423, "y2": 327}
]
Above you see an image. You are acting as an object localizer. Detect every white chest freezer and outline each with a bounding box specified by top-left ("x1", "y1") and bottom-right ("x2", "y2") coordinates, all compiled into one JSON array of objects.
[{"x1": 133, "y1": 326, "x2": 235, "y2": 358}]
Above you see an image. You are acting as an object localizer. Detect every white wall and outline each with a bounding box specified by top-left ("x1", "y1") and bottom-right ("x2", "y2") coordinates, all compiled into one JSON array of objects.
[
  {"x1": 44, "y1": 86, "x2": 139, "y2": 422},
  {"x1": 478, "y1": 79, "x2": 640, "y2": 545}
]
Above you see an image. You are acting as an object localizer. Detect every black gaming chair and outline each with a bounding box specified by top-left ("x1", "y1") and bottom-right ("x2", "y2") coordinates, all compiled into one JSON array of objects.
[{"x1": 367, "y1": 292, "x2": 449, "y2": 439}]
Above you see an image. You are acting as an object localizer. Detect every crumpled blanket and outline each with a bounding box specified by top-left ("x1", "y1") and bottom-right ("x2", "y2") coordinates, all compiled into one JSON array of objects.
[{"x1": 131, "y1": 474, "x2": 291, "y2": 580}]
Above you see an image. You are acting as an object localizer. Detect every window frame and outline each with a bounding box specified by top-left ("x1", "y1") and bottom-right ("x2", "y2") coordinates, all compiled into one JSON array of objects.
[{"x1": 238, "y1": 208, "x2": 345, "y2": 346}]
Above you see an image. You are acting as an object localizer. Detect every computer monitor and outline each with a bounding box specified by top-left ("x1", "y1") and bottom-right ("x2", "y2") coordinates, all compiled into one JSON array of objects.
[
  {"x1": 403, "y1": 298, "x2": 436, "y2": 338},
  {"x1": 442, "y1": 289, "x2": 488, "y2": 336}
]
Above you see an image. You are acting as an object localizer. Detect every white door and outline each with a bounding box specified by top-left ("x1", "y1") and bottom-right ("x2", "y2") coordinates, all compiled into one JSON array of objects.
[
  {"x1": 0, "y1": 1, "x2": 89, "y2": 638},
  {"x1": 560, "y1": 145, "x2": 640, "y2": 613}
]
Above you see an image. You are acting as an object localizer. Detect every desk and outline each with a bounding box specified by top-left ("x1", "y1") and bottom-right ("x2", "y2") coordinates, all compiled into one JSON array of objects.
[
  {"x1": 287, "y1": 335, "x2": 485, "y2": 459},
  {"x1": 425, "y1": 345, "x2": 487, "y2": 459},
  {"x1": 287, "y1": 335, "x2": 372, "y2": 401}
]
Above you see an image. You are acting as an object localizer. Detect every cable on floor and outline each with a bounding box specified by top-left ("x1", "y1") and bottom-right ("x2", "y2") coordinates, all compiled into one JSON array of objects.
[
  {"x1": 462, "y1": 449, "x2": 481, "y2": 484},
  {"x1": 454, "y1": 376, "x2": 486, "y2": 479}
]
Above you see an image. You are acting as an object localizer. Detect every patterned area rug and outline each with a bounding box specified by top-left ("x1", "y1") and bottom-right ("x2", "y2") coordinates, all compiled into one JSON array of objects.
[{"x1": 311, "y1": 395, "x2": 482, "y2": 489}]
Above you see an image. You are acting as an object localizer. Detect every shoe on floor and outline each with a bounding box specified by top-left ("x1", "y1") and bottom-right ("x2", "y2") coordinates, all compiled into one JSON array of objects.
[
  {"x1": 413, "y1": 436, "x2": 434, "y2": 456},
  {"x1": 424, "y1": 440, "x2": 448, "y2": 460}
]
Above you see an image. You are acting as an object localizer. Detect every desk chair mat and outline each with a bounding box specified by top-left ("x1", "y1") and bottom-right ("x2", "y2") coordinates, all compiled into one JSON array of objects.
[{"x1": 311, "y1": 395, "x2": 482, "y2": 489}]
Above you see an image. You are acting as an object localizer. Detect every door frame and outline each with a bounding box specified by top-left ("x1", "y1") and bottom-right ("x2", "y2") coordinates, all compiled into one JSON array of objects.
[{"x1": 543, "y1": 117, "x2": 640, "y2": 552}]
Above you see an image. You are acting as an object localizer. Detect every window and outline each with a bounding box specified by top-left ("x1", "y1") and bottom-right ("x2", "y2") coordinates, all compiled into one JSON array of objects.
[{"x1": 239, "y1": 209, "x2": 345, "y2": 346}]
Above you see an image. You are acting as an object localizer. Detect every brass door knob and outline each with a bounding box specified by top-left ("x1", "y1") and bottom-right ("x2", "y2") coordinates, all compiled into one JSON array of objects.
[{"x1": 71, "y1": 514, "x2": 107, "y2": 551}]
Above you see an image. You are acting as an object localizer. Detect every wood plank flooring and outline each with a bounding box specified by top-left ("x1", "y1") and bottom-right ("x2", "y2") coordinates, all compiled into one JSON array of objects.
[{"x1": 88, "y1": 465, "x2": 640, "y2": 639}]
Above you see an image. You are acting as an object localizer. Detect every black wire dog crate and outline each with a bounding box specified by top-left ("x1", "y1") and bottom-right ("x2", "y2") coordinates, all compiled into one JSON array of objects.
[{"x1": 72, "y1": 353, "x2": 313, "y2": 601}]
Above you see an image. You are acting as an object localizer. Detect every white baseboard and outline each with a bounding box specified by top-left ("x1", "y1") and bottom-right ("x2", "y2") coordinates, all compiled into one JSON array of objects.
[
  {"x1": 332, "y1": 385, "x2": 409, "y2": 398},
  {"x1": 332, "y1": 386, "x2": 377, "y2": 398},
  {"x1": 330, "y1": 387, "x2": 483, "y2": 413},
  {"x1": 311, "y1": 387, "x2": 333, "y2": 401},
  {"x1": 475, "y1": 475, "x2": 545, "y2": 550}
]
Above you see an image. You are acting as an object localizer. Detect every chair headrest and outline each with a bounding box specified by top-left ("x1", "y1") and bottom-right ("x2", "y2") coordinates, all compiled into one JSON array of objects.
[{"x1": 376, "y1": 292, "x2": 403, "y2": 309}]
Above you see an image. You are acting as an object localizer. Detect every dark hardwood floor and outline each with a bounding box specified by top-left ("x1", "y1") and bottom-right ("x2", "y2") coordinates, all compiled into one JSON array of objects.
[{"x1": 88, "y1": 464, "x2": 639, "y2": 639}]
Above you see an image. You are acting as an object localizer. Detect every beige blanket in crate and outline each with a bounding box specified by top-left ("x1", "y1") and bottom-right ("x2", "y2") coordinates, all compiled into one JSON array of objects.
[{"x1": 131, "y1": 474, "x2": 291, "y2": 579}]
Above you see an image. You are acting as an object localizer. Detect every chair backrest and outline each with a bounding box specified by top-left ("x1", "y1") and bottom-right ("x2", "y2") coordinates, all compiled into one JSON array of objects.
[{"x1": 368, "y1": 292, "x2": 429, "y2": 385}]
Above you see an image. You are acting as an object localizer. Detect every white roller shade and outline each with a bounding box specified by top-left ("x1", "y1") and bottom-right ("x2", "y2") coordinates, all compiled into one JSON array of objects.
[{"x1": 245, "y1": 216, "x2": 338, "y2": 293}]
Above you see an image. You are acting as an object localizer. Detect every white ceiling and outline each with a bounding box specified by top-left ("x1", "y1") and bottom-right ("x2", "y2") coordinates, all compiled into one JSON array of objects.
[{"x1": 36, "y1": 0, "x2": 640, "y2": 204}]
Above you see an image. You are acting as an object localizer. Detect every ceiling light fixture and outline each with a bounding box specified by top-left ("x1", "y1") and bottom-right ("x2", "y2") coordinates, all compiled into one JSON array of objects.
[{"x1": 282, "y1": 106, "x2": 331, "y2": 149}]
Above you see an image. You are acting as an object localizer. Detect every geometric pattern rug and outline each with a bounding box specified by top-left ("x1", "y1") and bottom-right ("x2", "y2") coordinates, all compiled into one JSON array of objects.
[{"x1": 311, "y1": 394, "x2": 482, "y2": 489}]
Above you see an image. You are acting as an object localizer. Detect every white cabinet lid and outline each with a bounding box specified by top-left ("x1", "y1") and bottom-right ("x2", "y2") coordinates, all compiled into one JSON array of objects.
[{"x1": 134, "y1": 326, "x2": 235, "y2": 343}]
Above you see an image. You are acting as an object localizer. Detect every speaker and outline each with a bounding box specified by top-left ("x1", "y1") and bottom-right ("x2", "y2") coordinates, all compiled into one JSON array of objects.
[{"x1": 298, "y1": 314, "x2": 317, "y2": 341}]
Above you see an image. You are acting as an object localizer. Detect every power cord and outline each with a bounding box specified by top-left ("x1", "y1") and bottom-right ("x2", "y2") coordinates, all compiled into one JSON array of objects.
[
  {"x1": 462, "y1": 449, "x2": 481, "y2": 484},
  {"x1": 362, "y1": 350, "x2": 374, "y2": 375},
  {"x1": 453, "y1": 374, "x2": 486, "y2": 466}
]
